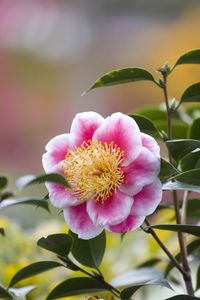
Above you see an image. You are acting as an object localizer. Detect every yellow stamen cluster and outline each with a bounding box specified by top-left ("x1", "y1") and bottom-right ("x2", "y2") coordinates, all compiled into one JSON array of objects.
[{"x1": 64, "y1": 140, "x2": 125, "y2": 204}]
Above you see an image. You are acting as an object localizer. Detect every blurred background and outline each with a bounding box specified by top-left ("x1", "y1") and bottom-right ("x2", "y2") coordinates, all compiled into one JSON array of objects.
[{"x1": 0, "y1": 1, "x2": 200, "y2": 299}]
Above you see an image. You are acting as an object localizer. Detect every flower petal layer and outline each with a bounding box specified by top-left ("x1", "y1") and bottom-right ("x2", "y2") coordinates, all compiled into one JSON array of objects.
[
  {"x1": 46, "y1": 182, "x2": 78, "y2": 208},
  {"x1": 131, "y1": 179, "x2": 162, "y2": 216},
  {"x1": 120, "y1": 147, "x2": 160, "y2": 196},
  {"x1": 93, "y1": 113, "x2": 142, "y2": 166},
  {"x1": 86, "y1": 191, "x2": 133, "y2": 226},
  {"x1": 108, "y1": 215, "x2": 145, "y2": 233},
  {"x1": 42, "y1": 133, "x2": 77, "y2": 172},
  {"x1": 63, "y1": 202, "x2": 103, "y2": 239},
  {"x1": 141, "y1": 133, "x2": 160, "y2": 158},
  {"x1": 70, "y1": 112, "x2": 104, "y2": 144}
]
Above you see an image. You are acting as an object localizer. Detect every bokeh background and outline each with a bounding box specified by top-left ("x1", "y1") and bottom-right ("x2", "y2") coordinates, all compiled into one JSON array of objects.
[{"x1": 0, "y1": 1, "x2": 200, "y2": 299}]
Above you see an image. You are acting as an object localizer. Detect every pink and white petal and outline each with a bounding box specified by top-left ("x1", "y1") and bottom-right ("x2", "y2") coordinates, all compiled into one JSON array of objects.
[
  {"x1": 70, "y1": 112, "x2": 104, "y2": 144},
  {"x1": 43, "y1": 133, "x2": 77, "y2": 172},
  {"x1": 131, "y1": 179, "x2": 162, "y2": 216},
  {"x1": 63, "y1": 203, "x2": 103, "y2": 240},
  {"x1": 46, "y1": 182, "x2": 78, "y2": 208},
  {"x1": 141, "y1": 133, "x2": 160, "y2": 158},
  {"x1": 120, "y1": 147, "x2": 160, "y2": 196},
  {"x1": 93, "y1": 113, "x2": 142, "y2": 166},
  {"x1": 86, "y1": 191, "x2": 133, "y2": 227},
  {"x1": 108, "y1": 214, "x2": 145, "y2": 233}
]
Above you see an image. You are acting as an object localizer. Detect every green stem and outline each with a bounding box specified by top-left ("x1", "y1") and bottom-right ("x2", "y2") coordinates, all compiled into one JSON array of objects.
[
  {"x1": 66, "y1": 259, "x2": 120, "y2": 298},
  {"x1": 144, "y1": 219, "x2": 186, "y2": 277},
  {"x1": 161, "y1": 73, "x2": 194, "y2": 296}
]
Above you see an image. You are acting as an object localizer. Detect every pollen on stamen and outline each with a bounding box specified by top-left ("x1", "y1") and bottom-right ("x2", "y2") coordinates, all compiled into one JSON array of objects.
[{"x1": 64, "y1": 140, "x2": 125, "y2": 204}]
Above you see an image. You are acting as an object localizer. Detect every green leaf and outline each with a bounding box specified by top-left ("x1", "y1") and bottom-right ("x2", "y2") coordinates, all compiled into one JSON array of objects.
[
  {"x1": 164, "y1": 296, "x2": 199, "y2": 300},
  {"x1": 174, "y1": 49, "x2": 200, "y2": 67},
  {"x1": 86, "y1": 68, "x2": 157, "y2": 93},
  {"x1": 121, "y1": 278, "x2": 172, "y2": 300},
  {"x1": 166, "y1": 139, "x2": 200, "y2": 161},
  {"x1": 46, "y1": 277, "x2": 108, "y2": 299},
  {"x1": 179, "y1": 82, "x2": 200, "y2": 108},
  {"x1": 187, "y1": 199, "x2": 200, "y2": 218},
  {"x1": 0, "y1": 228, "x2": 5, "y2": 236},
  {"x1": 0, "y1": 176, "x2": 8, "y2": 190},
  {"x1": 37, "y1": 234, "x2": 73, "y2": 258},
  {"x1": 181, "y1": 150, "x2": 200, "y2": 171},
  {"x1": 70, "y1": 230, "x2": 106, "y2": 269},
  {"x1": 159, "y1": 159, "x2": 179, "y2": 181},
  {"x1": 129, "y1": 114, "x2": 160, "y2": 137},
  {"x1": 151, "y1": 224, "x2": 200, "y2": 237},
  {"x1": 136, "y1": 107, "x2": 167, "y2": 121},
  {"x1": 0, "y1": 285, "x2": 12, "y2": 299},
  {"x1": 163, "y1": 181, "x2": 200, "y2": 193},
  {"x1": 165, "y1": 239, "x2": 200, "y2": 276},
  {"x1": 0, "y1": 197, "x2": 49, "y2": 212},
  {"x1": 196, "y1": 264, "x2": 200, "y2": 291},
  {"x1": 9, "y1": 261, "x2": 63, "y2": 287},
  {"x1": 174, "y1": 169, "x2": 200, "y2": 186},
  {"x1": 16, "y1": 173, "x2": 70, "y2": 189},
  {"x1": 189, "y1": 117, "x2": 200, "y2": 139},
  {"x1": 136, "y1": 258, "x2": 161, "y2": 268},
  {"x1": 9, "y1": 285, "x2": 36, "y2": 300}
]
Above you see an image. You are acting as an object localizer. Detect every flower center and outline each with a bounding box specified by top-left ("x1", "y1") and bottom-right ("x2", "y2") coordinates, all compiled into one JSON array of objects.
[{"x1": 64, "y1": 140, "x2": 125, "y2": 203}]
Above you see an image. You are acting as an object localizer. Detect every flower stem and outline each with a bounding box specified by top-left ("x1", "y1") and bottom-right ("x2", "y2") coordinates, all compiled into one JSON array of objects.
[
  {"x1": 66, "y1": 258, "x2": 121, "y2": 298},
  {"x1": 144, "y1": 219, "x2": 186, "y2": 277},
  {"x1": 161, "y1": 73, "x2": 194, "y2": 295}
]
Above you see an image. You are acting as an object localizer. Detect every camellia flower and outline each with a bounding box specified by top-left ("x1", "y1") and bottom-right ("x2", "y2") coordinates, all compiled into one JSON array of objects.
[{"x1": 43, "y1": 112, "x2": 162, "y2": 239}]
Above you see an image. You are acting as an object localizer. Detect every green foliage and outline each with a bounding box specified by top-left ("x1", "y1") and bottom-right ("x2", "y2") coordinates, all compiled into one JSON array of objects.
[
  {"x1": 173, "y1": 49, "x2": 200, "y2": 69},
  {"x1": 0, "y1": 197, "x2": 49, "y2": 212},
  {"x1": 188, "y1": 118, "x2": 200, "y2": 139},
  {"x1": 164, "y1": 296, "x2": 200, "y2": 300},
  {"x1": 175, "y1": 169, "x2": 200, "y2": 186},
  {"x1": 178, "y1": 82, "x2": 200, "y2": 108},
  {"x1": 46, "y1": 277, "x2": 109, "y2": 299},
  {"x1": 180, "y1": 150, "x2": 200, "y2": 171},
  {"x1": 9, "y1": 261, "x2": 64, "y2": 287},
  {"x1": 120, "y1": 278, "x2": 172, "y2": 300},
  {"x1": 0, "y1": 177, "x2": 8, "y2": 190},
  {"x1": 16, "y1": 173, "x2": 70, "y2": 189},
  {"x1": 151, "y1": 224, "x2": 200, "y2": 237},
  {"x1": 37, "y1": 234, "x2": 73, "y2": 258},
  {"x1": 0, "y1": 285, "x2": 12, "y2": 299},
  {"x1": 129, "y1": 114, "x2": 160, "y2": 137},
  {"x1": 86, "y1": 68, "x2": 157, "y2": 93},
  {"x1": 69, "y1": 230, "x2": 106, "y2": 269},
  {"x1": 159, "y1": 159, "x2": 179, "y2": 181},
  {"x1": 166, "y1": 139, "x2": 200, "y2": 161}
]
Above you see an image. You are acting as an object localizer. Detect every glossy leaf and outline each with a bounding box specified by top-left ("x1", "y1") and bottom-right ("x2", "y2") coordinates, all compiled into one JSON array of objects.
[
  {"x1": 179, "y1": 82, "x2": 200, "y2": 107},
  {"x1": 129, "y1": 114, "x2": 160, "y2": 137},
  {"x1": 151, "y1": 224, "x2": 200, "y2": 237},
  {"x1": 46, "y1": 277, "x2": 108, "y2": 299},
  {"x1": 166, "y1": 139, "x2": 200, "y2": 161},
  {"x1": 86, "y1": 68, "x2": 157, "y2": 92},
  {"x1": 164, "y1": 296, "x2": 199, "y2": 300},
  {"x1": 174, "y1": 49, "x2": 200, "y2": 67},
  {"x1": 196, "y1": 264, "x2": 200, "y2": 291},
  {"x1": 16, "y1": 173, "x2": 70, "y2": 189},
  {"x1": 0, "y1": 176, "x2": 8, "y2": 190},
  {"x1": 189, "y1": 117, "x2": 200, "y2": 140},
  {"x1": 70, "y1": 230, "x2": 106, "y2": 268},
  {"x1": 136, "y1": 258, "x2": 161, "y2": 268},
  {"x1": 181, "y1": 150, "x2": 200, "y2": 171},
  {"x1": 9, "y1": 261, "x2": 63, "y2": 287},
  {"x1": 0, "y1": 285, "x2": 12, "y2": 299},
  {"x1": 174, "y1": 169, "x2": 200, "y2": 186},
  {"x1": 159, "y1": 159, "x2": 179, "y2": 181},
  {"x1": 163, "y1": 181, "x2": 200, "y2": 193},
  {"x1": 165, "y1": 239, "x2": 200, "y2": 275},
  {"x1": 0, "y1": 228, "x2": 5, "y2": 236},
  {"x1": 111, "y1": 267, "x2": 163, "y2": 287},
  {"x1": 37, "y1": 234, "x2": 73, "y2": 258},
  {"x1": 0, "y1": 198, "x2": 49, "y2": 212},
  {"x1": 121, "y1": 278, "x2": 172, "y2": 300},
  {"x1": 9, "y1": 285, "x2": 36, "y2": 299},
  {"x1": 187, "y1": 199, "x2": 200, "y2": 218}
]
